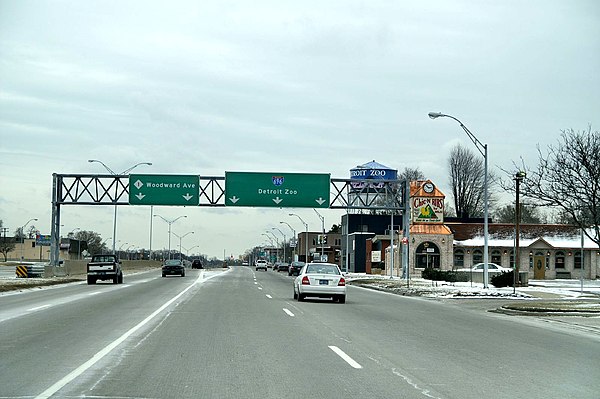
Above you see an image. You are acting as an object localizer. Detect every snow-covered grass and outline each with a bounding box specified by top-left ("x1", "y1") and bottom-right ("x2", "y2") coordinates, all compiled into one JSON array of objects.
[{"x1": 346, "y1": 273, "x2": 600, "y2": 300}]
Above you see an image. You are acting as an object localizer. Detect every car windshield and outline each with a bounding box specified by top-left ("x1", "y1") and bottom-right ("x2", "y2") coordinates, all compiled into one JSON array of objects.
[
  {"x1": 164, "y1": 260, "x2": 182, "y2": 266},
  {"x1": 305, "y1": 265, "x2": 339, "y2": 275}
]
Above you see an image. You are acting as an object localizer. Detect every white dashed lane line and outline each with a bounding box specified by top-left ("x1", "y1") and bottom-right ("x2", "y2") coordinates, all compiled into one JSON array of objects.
[
  {"x1": 283, "y1": 308, "x2": 295, "y2": 317},
  {"x1": 329, "y1": 346, "x2": 362, "y2": 369},
  {"x1": 266, "y1": 294, "x2": 272, "y2": 299}
]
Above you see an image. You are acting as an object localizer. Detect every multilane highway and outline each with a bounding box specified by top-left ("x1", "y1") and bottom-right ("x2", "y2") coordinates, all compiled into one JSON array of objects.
[{"x1": 1, "y1": 266, "x2": 598, "y2": 398}]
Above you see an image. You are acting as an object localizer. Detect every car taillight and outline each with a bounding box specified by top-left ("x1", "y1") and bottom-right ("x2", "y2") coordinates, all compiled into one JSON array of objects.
[
  {"x1": 301, "y1": 276, "x2": 310, "y2": 285},
  {"x1": 338, "y1": 277, "x2": 346, "y2": 286}
]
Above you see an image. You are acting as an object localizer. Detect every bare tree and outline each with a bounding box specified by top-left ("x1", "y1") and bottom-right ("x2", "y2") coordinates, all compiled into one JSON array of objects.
[
  {"x1": 494, "y1": 204, "x2": 543, "y2": 224},
  {"x1": 447, "y1": 144, "x2": 495, "y2": 218},
  {"x1": 519, "y1": 126, "x2": 600, "y2": 248},
  {"x1": 398, "y1": 167, "x2": 425, "y2": 182}
]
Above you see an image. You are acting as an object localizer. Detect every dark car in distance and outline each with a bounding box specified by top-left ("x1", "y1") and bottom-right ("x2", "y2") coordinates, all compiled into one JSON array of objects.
[
  {"x1": 162, "y1": 259, "x2": 185, "y2": 277},
  {"x1": 288, "y1": 261, "x2": 305, "y2": 276},
  {"x1": 191, "y1": 259, "x2": 203, "y2": 269},
  {"x1": 276, "y1": 263, "x2": 289, "y2": 273}
]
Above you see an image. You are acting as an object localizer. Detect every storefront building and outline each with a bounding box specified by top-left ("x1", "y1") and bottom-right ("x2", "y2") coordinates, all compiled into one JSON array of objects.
[{"x1": 383, "y1": 181, "x2": 600, "y2": 280}]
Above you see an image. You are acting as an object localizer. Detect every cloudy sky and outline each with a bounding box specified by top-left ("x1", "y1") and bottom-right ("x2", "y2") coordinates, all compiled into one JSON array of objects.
[{"x1": 1, "y1": 0, "x2": 598, "y2": 260}]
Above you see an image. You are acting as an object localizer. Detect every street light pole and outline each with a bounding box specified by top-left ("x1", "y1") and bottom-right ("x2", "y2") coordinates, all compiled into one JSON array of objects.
[
  {"x1": 88, "y1": 160, "x2": 152, "y2": 255},
  {"x1": 289, "y1": 213, "x2": 309, "y2": 263},
  {"x1": 428, "y1": 112, "x2": 490, "y2": 288},
  {"x1": 313, "y1": 209, "x2": 325, "y2": 260},
  {"x1": 262, "y1": 233, "x2": 275, "y2": 262},
  {"x1": 173, "y1": 231, "x2": 194, "y2": 260},
  {"x1": 280, "y1": 221, "x2": 296, "y2": 261},
  {"x1": 514, "y1": 171, "x2": 526, "y2": 290},
  {"x1": 20, "y1": 218, "x2": 38, "y2": 261},
  {"x1": 272, "y1": 227, "x2": 286, "y2": 263},
  {"x1": 266, "y1": 231, "x2": 279, "y2": 262},
  {"x1": 154, "y1": 214, "x2": 187, "y2": 260}
]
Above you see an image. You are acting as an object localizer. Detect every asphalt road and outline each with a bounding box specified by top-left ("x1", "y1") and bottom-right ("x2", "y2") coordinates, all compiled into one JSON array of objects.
[{"x1": 1, "y1": 266, "x2": 598, "y2": 399}]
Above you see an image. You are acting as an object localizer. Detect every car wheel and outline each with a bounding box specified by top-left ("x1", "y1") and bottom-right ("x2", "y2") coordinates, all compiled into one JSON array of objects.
[
  {"x1": 181, "y1": 272, "x2": 185, "y2": 277},
  {"x1": 87, "y1": 276, "x2": 95, "y2": 285},
  {"x1": 338, "y1": 295, "x2": 346, "y2": 304},
  {"x1": 113, "y1": 275, "x2": 118, "y2": 284},
  {"x1": 297, "y1": 291, "x2": 305, "y2": 302},
  {"x1": 293, "y1": 288, "x2": 298, "y2": 300},
  {"x1": 162, "y1": 273, "x2": 166, "y2": 277}
]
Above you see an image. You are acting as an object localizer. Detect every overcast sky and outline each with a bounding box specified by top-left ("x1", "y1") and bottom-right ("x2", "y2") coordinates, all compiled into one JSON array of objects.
[{"x1": 1, "y1": 0, "x2": 598, "y2": 260}]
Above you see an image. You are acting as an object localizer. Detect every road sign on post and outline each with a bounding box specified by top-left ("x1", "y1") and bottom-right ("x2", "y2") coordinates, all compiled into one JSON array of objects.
[
  {"x1": 225, "y1": 172, "x2": 330, "y2": 208},
  {"x1": 129, "y1": 174, "x2": 199, "y2": 206}
]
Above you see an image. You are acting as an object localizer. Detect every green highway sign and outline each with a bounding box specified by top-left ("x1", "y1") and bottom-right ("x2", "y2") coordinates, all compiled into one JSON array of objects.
[
  {"x1": 129, "y1": 174, "x2": 199, "y2": 206},
  {"x1": 225, "y1": 172, "x2": 330, "y2": 208}
]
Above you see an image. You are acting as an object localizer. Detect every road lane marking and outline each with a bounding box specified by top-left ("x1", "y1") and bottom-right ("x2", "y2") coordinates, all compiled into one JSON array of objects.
[
  {"x1": 266, "y1": 294, "x2": 272, "y2": 299},
  {"x1": 254, "y1": 282, "x2": 258, "y2": 284},
  {"x1": 258, "y1": 287, "x2": 263, "y2": 290},
  {"x1": 87, "y1": 292, "x2": 101, "y2": 296},
  {"x1": 328, "y1": 346, "x2": 362, "y2": 369},
  {"x1": 34, "y1": 270, "x2": 223, "y2": 399},
  {"x1": 283, "y1": 308, "x2": 294, "y2": 317},
  {"x1": 27, "y1": 304, "x2": 52, "y2": 312}
]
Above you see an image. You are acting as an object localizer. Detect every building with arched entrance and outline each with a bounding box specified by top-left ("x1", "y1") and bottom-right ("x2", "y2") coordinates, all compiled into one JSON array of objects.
[{"x1": 382, "y1": 181, "x2": 600, "y2": 280}]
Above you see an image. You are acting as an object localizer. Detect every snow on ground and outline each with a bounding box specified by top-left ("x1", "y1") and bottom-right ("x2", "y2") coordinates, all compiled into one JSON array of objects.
[{"x1": 346, "y1": 274, "x2": 600, "y2": 300}]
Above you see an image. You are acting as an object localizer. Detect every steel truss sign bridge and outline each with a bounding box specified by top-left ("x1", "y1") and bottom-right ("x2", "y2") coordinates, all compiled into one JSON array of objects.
[{"x1": 49, "y1": 172, "x2": 408, "y2": 265}]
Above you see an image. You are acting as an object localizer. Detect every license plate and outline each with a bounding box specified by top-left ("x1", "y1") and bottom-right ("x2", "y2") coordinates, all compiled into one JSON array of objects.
[{"x1": 319, "y1": 280, "x2": 329, "y2": 285}]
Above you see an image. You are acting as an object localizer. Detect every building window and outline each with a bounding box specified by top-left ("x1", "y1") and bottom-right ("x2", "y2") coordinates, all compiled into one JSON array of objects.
[
  {"x1": 555, "y1": 251, "x2": 565, "y2": 269},
  {"x1": 574, "y1": 251, "x2": 583, "y2": 269},
  {"x1": 454, "y1": 249, "x2": 464, "y2": 268},
  {"x1": 491, "y1": 250, "x2": 502, "y2": 264},
  {"x1": 334, "y1": 238, "x2": 341, "y2": 246},
  {"x1": 472, "y1": 249, "x2": 483, "y2": 264},
  {"x1": 359, "y1": 224, "x2": 369, "y2": 232},
  {"x1": 509, "y1": 250, "x2": 515, "y2": 268}
]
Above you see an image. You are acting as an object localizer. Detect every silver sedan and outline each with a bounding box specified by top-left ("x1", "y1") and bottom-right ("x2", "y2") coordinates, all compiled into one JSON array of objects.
[{"x1": 293, "y1": 263, "x2": 346, "y2": 303}]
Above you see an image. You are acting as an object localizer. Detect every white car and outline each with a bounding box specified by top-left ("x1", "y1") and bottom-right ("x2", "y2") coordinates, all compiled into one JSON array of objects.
[
  {"x1": 457, "y1": 263, "x2": 512, "y2": 273},
  {"x1": 293, "y1": 263, "x2": 346, "y2": 303},
  {"x1": 255, "y1": 259, "x2": 268, "y2": 271}
]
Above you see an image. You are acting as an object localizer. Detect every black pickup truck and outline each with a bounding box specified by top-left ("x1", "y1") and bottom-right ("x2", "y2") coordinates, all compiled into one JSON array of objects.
[{"x1": 87, "y1": 254, "x2": 123, "y2": 284}]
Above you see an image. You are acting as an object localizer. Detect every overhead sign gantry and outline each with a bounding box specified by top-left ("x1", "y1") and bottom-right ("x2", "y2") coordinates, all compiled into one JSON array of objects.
[{"x1": 49, "y1": 171, "x2": 408, "y2": 266}]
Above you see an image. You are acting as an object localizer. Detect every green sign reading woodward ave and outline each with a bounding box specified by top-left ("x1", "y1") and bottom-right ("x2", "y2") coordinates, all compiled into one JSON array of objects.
[
  {"x1": 129, "y1": 174, "x2": 199, "y2": 206},
  {"x1": 225, "y1": 172, "x2": 330, "y2": 208}
]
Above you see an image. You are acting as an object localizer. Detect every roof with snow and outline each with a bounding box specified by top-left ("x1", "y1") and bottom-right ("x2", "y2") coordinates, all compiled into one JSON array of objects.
[{"x1": 447, "y1": 223, "x2": 599, "y2": 249}]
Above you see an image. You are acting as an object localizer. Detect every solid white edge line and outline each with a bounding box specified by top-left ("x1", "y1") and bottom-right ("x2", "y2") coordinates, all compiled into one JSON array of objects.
[
  {"x1": 35, "y1": 268, "x2": 222, "y2": 399},
  {"x1": 27, "y1": 304, "x2": 52, "y2": 312},
  {"x1": 328, "y1": 345, "x2": 362, "y2": 369},
  {"x1": 283, "y1": 308, "x2": 294, "y2": 317}
]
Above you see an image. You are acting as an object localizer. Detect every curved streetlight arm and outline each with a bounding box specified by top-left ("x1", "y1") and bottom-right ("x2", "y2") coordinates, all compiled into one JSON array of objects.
[
  {"x1": 173, "y1": 231, "x2": 194, "y2": 239},
  {"x1": 88, "y1": 159, "x2": 116, "y2": 175},
  {"x1": 88, "y1": 160, "x2": 152, "y2": 175},
  {"x1": 279, "y1": 221, "x2": 296, "y2": 236},
  {"x1": 262, "y1": 233, "x2": 274, "y2": 246},
  {"x1": 120, "y1": 162, "x2": 153, "y2": 175},
  {"x1": 289, "y1": 213, "x2": 308, "y2": 229},
  {"x1": 271, "y1": 227, "x2": 285, "y2": 239},
  {"x1": 154, "y1": 214, "x2": 187, "y2": 225},
  {"x1": 428, "y1": 112, "x2": 486, "y2": 157}
]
